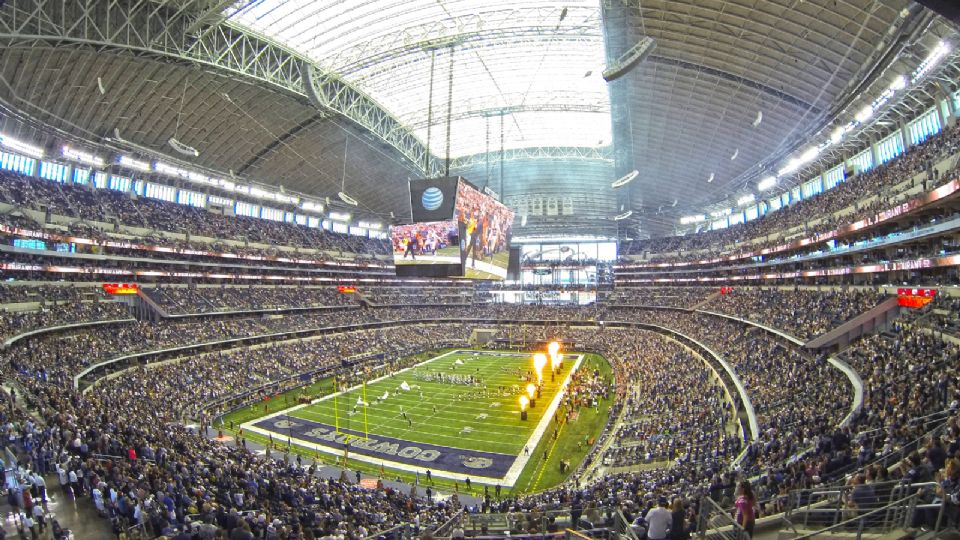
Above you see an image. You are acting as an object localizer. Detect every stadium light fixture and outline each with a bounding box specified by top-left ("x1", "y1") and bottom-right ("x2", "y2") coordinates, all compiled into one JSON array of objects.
[
  {"x1": 61, "y1": 146, "x2": 105, "y2": 167},
  {"x1": 0, "y1": 134, "x2": 44, "y2": 158},
  {"x1": 338, "y1": 191, "x2": 359, "y2": 206},
  {"x1": 830, "y1": 127, "x2": 845, "y2": 145},
  {"x1": 757, "y1": 176, "x2": 777, "y2": 191},
  {"x1": 889, "y1": 74, "x2": 907, "y2": 92},
  {"x1": 611, "y1": 170, "x2": 639, "y2": 188},
  {"x1": 854, "y1": 105, "x2": 873, "y2": 124},
  {"x1": 911, "y1": 41, "x2": 950, "y2": 84},
  {"x1": 612, "y1": 210, "x2": 633, "y2": 221},
  {"x1": 778, "y1": 147, "x2": 820, "y2": 177},
  {"x1": 168, "y1": 137, "x2": 199, "y2": 157},
  {"x1": 118, "y1": 155, "x2": 151, "y2": 172},
  {"x1": 602, "y1": 37, "x2": 656, "y2": 82},
  {"x1": 300, "y1": 201, "x2": 324, "y2": 213}
]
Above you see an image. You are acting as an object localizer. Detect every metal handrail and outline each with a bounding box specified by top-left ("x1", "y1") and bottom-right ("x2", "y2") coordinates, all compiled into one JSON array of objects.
[
  {"x1": 362, "y1": 521, "x2": 410, "y2": 540},
  {"x1": 698, "y1": 496, "x2": 749, "y2": 540},
  {"x1": 789, "y1": 494, "x2": 918, "y2": 540},
  {"x1": 615, "y1": 507, "x2": 640, "y2": 540},
  {"x1": 434, "y1": 509, "x2": 465, "y2": 538}
]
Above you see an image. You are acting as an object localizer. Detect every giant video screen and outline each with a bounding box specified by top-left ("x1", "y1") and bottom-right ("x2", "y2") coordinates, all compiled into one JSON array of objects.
[
  {"x1": 456, "y1": 180, "x2": 514, "y2": 280},
  {"x1": 390, "y1": 220, "x2": 463, "y2": 278},
  {"x1": 408, "y1": 177, "x2": 459, "y2": 223}
]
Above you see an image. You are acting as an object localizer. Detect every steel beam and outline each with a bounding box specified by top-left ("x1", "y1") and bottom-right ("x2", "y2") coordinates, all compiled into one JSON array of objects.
[{"x1": 449, "y1": 146, "x2": 613, "y2": 170}]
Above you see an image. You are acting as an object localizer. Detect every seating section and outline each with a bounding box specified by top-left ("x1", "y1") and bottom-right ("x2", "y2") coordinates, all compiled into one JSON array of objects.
[
  {"x1": 0, "y1": 300, "x2": 129, "y2": 342},
  {"x1": 621, "y1": 123, "x2": 960, "y2": 260},
  {"x1": 0, "y1": 289, "x2": 955, "y2": 534},
  {"x1": 362, "y1": 285, "x2": 475, "y2": 306},
  {"x1": 142, "y1": 286, "x2": 359, "y2": 314},
  {"x1": 602, "y1": 332, "x2": 739, "y2": 468},
  {"x1": 612, "y1": 309, "x2": 852, "y2": 473},
  {"x1": 605, "y1": 287, "x2": 715, "y2": 308},
  {"x1": 0, "y1": 170, "x2": 389, "y2": 255},
  {"x1": 701, "y1": 288, "x2": 886, "y2": 340}
]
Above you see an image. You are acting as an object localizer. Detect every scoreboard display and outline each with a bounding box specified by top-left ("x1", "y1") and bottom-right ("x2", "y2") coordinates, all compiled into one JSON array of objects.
[
  {"x1": 897, "y1": 287, "x2": 936, "y2": 308},
  {"x1": 103, "y1": 283, "x2": 139, "y2": 295}
]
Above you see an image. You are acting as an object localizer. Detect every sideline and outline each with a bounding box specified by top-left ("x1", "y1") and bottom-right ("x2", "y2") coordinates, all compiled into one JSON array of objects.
[{"x1": 241, "y1": 349, "x2": 583, "y2": 487}]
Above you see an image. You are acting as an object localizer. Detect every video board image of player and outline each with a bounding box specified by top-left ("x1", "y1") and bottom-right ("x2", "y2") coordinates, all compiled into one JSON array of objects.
[
  {"x1": 390, "y1": 221, "x2": 460, "y2": 265},
  {"x1": 456, "y1": 181, "x2": 514, "y2": 279}
]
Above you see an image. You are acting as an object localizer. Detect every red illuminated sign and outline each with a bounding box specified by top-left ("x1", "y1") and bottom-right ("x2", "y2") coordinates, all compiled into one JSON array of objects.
[
  {"x1": 898, "y1": 296, "x2": 934, "y2": 308},
  {"x1": 896, "y1": 288, "x2": 937, "y2": 309},
  {"x1": 337, "y1": 285, "x2": 358, "y2": 293},
  {"x1": 102, "y1": 283, "x2": 139, "y2": 295},
  {"x1": 896, "y1": 288, "x2": 937, "y2": 297}
]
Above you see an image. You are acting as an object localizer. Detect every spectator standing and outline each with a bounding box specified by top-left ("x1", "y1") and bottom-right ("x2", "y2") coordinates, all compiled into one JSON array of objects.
[
  {"x1": 646, "y1": 497, "x2": 673, "y2": 540},
  {"x1": 734, "y1": 481, "x2": 758, "y2": 537}
]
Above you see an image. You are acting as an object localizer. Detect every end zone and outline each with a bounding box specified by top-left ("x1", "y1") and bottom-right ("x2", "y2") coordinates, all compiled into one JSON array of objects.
[{"x1": 240, "y1": 349, "x2": 583, "y2": 486}]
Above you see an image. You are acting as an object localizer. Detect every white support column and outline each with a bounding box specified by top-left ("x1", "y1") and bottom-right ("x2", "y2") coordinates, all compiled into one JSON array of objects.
[
  {"x1": 868, "y1": 136, "x2": 880, "y2": 169},
  {"x1": 939, "y1": 89, "x2": 957, "y2": 127},
  {"x1": 900, "y1": 121, "x2": 912, "y2": 149}
]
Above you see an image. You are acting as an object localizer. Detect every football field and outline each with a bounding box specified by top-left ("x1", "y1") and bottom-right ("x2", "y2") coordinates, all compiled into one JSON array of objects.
[
  {"x1": 394, "y1": 245, "x2": 510, "y2": 279},
  {"x1": 242, "y1": 349, "x2": 582, "y2": 485}
]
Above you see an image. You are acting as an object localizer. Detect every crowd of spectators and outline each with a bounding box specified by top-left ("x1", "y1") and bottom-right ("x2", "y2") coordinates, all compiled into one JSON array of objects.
[
  {"x1": 602, "y1": 332, "x2": 738, "y2": 468},
  {"x1": 143, "y1": 286, "x2": 360, "y2": 314},
  {"x1": 621, "y1": 123, "x2": 960, "y2": 261},
  {"x1": 701, "y1": 288, "x2": 887, "y2": 340},
  {"x1": 363, "y1": 286, "x2": 475, "y2": 306},
  {"x1": 920, "y1": 296, "x2": 960, "y2": 338},
  {"x1": 606, "y1": 287, "x2": 715, "y2": 309},
  {"x1": 0, "y1": 284, "x2": 103, "y2": 304},
  {"x1": 610, "y1": 309, "x2": 852, "y2": 475},
  {"x1": 0, "y1": 290, "x2": 956, "y2": 538},
  {"x1": 0, "y1": 170, "x2": 390, "y2": 256},
  {"x1": 0, "y1": 299, "x2": 129, "y2": 342},
  {"x1": 0, "y1": 227, "x2": 392, "y2": 284}
]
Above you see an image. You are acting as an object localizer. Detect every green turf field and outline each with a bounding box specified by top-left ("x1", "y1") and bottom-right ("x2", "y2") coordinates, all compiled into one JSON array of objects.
[
  {"x1": 394, "y1": 246, "x2": 509, "y2": 280},
  {"x1": 464, "y1": 251, "x2": 510, "y2": 280},
  {"x1": 289, "y1": 349, "x2": 575, "y2": 456},
  {"x1": 393, "y1": 244, "x2": 462, "y2": 264},
  {"x1": 225, "y1": 349, "x2": 613, "y2": 494}
]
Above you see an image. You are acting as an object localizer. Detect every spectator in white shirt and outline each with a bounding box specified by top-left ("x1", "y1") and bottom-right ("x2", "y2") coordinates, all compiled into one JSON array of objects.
[{"x1": 645, "y1": 497, "x2": 673, "y2": 540}]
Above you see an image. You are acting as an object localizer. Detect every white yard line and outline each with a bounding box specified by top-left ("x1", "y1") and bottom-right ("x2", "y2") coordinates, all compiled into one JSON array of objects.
[
  {"x1": 501, "y1": 354, "x2": 583, "y2": 487},
  {"x1": 240, "y1": 349, "x2": 583, "y2": 486}
]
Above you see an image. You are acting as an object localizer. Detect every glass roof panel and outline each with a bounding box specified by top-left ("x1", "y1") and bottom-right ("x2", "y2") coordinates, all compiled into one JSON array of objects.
[{"x1": 229, "y1": 0, "x2": 610, "y2": 158}]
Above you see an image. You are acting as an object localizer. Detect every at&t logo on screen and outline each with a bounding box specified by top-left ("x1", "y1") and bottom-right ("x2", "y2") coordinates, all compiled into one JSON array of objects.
[{"x1": 421, "y1": 186, "x2": 444, "y2": 211}]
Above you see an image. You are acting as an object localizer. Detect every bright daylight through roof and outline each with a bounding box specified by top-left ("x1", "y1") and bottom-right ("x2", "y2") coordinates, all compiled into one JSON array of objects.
[{"x1": 229, "y1": 0, "x2": 611, "y2": 158}]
